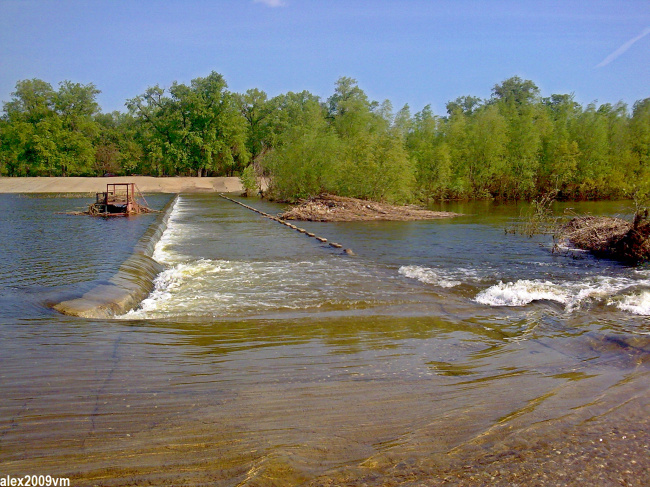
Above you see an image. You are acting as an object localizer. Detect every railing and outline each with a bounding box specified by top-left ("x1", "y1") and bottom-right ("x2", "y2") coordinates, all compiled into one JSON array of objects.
[{"x1": 93, "y1": 183, "x2": 136, "y2": 214}]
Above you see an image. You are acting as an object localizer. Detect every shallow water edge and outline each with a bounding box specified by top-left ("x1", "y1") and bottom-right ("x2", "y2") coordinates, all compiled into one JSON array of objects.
[{"x1": 53, "y1": 195, "x2": 178, "y2": 318}]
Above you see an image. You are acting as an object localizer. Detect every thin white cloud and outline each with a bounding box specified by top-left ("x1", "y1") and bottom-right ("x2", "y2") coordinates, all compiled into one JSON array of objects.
[
  {"x1": 596, "y1": 26, "x2": 650, "y2": 68},
  {"x1": 253, "y1": 0, "x2": 287, "y2": 7}
]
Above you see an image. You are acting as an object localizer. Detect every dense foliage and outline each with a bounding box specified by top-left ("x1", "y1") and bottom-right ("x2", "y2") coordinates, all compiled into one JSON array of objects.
[{"x1": 1, "y1": 73, "x2": 649, "y2": 202}]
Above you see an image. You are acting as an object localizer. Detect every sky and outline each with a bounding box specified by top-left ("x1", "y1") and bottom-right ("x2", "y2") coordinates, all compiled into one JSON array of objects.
[{"x1": 1, "y1": 0, "x2": 648, "y2": 115}]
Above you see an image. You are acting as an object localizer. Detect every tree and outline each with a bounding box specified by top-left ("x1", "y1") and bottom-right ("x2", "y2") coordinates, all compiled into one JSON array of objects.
[
  {"x1": 54, "y1": 81, "x2": 101, "y2": 175},
  {"x1": 55, "y1": 81, "x2": 100, "y2": 120},
  {"x1": 126, "y1": 85, "x2": 175, "y2": 175},
  {"x1": 327, "y1": 77, "x2": 378, "y2": 139},
  {"x1": 0, "y1": 79, "x2": 100, "y2": 176},
  {"x1": 490, "y1": 77, "x2": 547, "y2": 198},
  {"x1": 631, "y1": 99, "x2": 650, "y2": 177},
  {"x1": 0, "y1": 120, "x2": 35, "y2": 176},
  {"x1": 444, "y1": 105, "x2": 471, "y2": 196},
  {"x1": 446, "y1": 95, "x2": 482, "y2": 116},
  {"x1": 571, "y1": 103, "x2": 610, "y2": 198},
  {"x1": 95, "y1": 111, "x2": 144, "y2": 175},
  {"x1": 466, "y1": 104, "x2": 508, "y2": 196},
  {"x1": 393, "y1": 104, "x2": 412, "y2": 136},
  {"x1": 539, "y1": 93, "x2": 582, "y2": 195},
  {"x1": 491, "y1": 76, "x2": 540, "y2": 107},
  {"x1": 326, "y1": 78, "x2": 413, "y2": 202},
  {"x1": 3, "y1": 79, "x2": 56, "y2": 124},
  {"x1": 600, "y1": 102, "x2": 634, "y2": 196},
  {"x1": 237, "y1": 88, "x2": 273, "y2": 162},
  {"x1": 127, "y1": 72, "x2": 249, "y2": 176},
  {"x1": 0, "y1": 73, "x2": 646, "y2": 204},
  {"x1": 262, "y1": 97, "x2": 340, "y2": 200},
  {"x1": 408, "y1": 105, "x2": 450, "y2": 201}
]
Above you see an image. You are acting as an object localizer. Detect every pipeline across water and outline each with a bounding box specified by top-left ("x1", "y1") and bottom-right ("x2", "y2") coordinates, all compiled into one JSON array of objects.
[{"x1": 218, "y1": 194, "x2": 352, "y2": 253}]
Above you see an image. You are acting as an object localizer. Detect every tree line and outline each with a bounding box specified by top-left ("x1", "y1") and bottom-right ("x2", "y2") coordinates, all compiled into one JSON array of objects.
[{"x1": 1, "y1": 72, "x2": 649, "y2": 202}]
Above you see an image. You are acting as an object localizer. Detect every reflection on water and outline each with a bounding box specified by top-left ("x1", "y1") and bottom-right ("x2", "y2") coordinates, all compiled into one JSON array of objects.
[{"x1": 1, "y1": 194, "x2": 649, "y2": 486}]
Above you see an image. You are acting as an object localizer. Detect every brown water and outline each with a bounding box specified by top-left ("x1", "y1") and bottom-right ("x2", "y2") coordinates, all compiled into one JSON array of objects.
[{"x1": 1, "y1": 194, "x2": 649, "y2": 486}]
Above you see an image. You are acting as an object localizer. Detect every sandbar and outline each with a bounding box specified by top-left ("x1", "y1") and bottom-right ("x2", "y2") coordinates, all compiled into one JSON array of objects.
[{"x1": 0, "y1": 176, "x2": 243, "y2": 194}]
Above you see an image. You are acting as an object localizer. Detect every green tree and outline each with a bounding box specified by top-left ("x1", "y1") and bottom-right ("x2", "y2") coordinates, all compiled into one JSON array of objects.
[
  {"x1": 54, "y1": 81, "x2": 101, "y2": 175},
  {"x1": 125, "y1": 85, "x2": 174, "y2": 175},
  {"x1": 408, "y1": 105, "x2": 450, "y2": 201},
  {"x1": 3, "y1": 79, "x2": 56, "y2": 124},
  {"x1": 490, "y1": 76, "x2": 548, "y2": 198},
  {"x1": 1, "y1": 79, "x2": 100, "y2": 176},
  {"x1": 539, "y1": 93, "x2": 582, "y2": 195},
  {"x1": 445, "y1": 95, "x2": 482, "y2": 116},
  {"x1": 95, "y1": 111, "x2": 144, "y2": 175},
  {"x1": 631, "y1": 99, "x2": 650, "y2": 181},
  {"x1": 600, "y1": 102, "x2": 634, "y2": 196},
  {"x1": 262, "y1": 96, "x2": 340, "y2": 200},
  {"x1": 467, "y1": 104, "x2": 508, "y2": 196},
  {"x1": 326, "y1": 78, "x2": 413, "y2": 202},
  {"x1": 327, "y1": 76, "x2": 378, "y2": 139},
  {"x1": 127, "y1": 72, "x2": 249, "y2": 176},
  {"x1": 444, "y1": 105, "x2": 472, "y2": 196},
  {"x1": 491, "y1": 77, "x2": 539, "y2": 107},
  {"x1": 571, "y1": 103, "x2": 610, "y2": 198},
  {"x1": 237, "y1": 88, "x2": 273, "y2": 162},
  {"x1": 393, "y1": 104, "x2": 413, "y2": 137},
  {"x1": 1, "y1": 73, "x2": 646, "y2": 204}
]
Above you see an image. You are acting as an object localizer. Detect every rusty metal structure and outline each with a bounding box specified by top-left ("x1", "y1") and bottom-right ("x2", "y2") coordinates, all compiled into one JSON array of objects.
[{"x1": 88, "y1": 183, "x2": 151, "y2": 216}]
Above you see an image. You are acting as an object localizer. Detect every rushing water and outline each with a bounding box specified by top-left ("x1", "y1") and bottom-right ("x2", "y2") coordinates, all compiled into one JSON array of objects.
[{"x1": 1, "y1": 193, "x2": 649, "y2": 486}]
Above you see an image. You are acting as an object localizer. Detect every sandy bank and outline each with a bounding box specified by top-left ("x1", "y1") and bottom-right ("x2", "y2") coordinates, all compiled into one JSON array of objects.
[{"x1": 0, "y1": 176, "x2": 243, "y2": 194}]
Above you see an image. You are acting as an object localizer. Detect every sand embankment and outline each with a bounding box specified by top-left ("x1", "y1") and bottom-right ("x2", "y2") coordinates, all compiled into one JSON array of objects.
[{"x1": 0, "y1": 176, "x2": 243, "y2": 193}]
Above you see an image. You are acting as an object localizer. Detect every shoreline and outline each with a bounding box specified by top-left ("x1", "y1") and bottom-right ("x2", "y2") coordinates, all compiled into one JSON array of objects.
[{"x1": 0, "y1": 176, "x2": 243, "y2": 194}]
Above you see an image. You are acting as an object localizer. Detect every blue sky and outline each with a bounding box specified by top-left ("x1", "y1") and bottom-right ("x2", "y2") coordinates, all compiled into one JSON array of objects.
[{"x1": 1, "y1": 0, "x2": 648, "y2": 115}]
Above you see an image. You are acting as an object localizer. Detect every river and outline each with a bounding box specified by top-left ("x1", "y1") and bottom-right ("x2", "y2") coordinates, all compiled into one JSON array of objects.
[{"x1": 1, "y1": 193, "x2": 648, "y2": 486}]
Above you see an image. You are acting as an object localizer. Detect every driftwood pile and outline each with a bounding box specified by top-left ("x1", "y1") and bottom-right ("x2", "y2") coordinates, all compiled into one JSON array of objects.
[
  {"x1": 85, "y1": 200, "x2": 155, "y2": 216},
  {"x1": 280, "y1": 194, "x2": 459, "y2": 222},
  {"x1": 556, "y1": 212, "x2": 650, "y2": 264}
]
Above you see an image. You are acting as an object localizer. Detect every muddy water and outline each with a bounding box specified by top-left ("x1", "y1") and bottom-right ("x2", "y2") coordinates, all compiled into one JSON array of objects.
[{"x1": 1, "y1": 194, "x2": 648, "y2": 486}]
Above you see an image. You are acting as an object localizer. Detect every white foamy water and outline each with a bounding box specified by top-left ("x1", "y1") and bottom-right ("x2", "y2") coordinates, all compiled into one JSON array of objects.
[
  {"x1": 152, "y1": 197, "x2": 188, "y2": 264},
  {"x1": 123, "y1": 257, "x2": 401, "y2": 319},
  {"x1": 398, "y1": 262, "x2": 650, "y2": 315},
  {"x1": 398, "y1": 265, "x2": 484, "y2": 288},
  {"x1": 399, "y1": 265, "x2": 461, "y2": 288},
  {"x1": 475, "y1": 280, "x2": 570, "y2": 307},
  {"x1": 475, "y1": 276, "x2": 650, "y2": 313},
  {"x1": 609, "y1": 291, "x2": 650, "y2": 315},
  {"x1": 123, "y1": 196, "x2": 413, "y2": 319}
]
